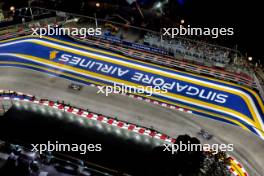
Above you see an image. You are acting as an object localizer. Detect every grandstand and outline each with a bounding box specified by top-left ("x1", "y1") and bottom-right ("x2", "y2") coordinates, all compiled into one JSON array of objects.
[{"x1": 55, "y1": 9, "x2": 261, "y2": 95}]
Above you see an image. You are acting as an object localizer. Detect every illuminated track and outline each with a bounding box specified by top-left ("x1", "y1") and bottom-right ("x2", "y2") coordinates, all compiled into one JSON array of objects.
[
  {"x1": 1, "y1": 67, "x2": 264, "y2": 175},
  {"x1": 0, "y1": 35, "x2": 264, "y2": 139}
]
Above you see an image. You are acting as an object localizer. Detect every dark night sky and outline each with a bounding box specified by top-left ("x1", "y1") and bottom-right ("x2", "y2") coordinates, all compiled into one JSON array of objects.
[
  {"x1": 177, "y1": 0, "x2": 263, "y2": 62},
  {"x1": 2, "y1": 0, "x2": 263, "y2": 63}
]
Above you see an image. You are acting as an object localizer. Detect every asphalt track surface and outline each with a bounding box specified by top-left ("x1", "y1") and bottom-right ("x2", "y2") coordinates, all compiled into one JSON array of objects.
[
  {"x1": 0, "y1": 36, "x2": 264, "y2": 139},
  {"x1": 0, "y1": 68, "x2": 264, "y2": 175}
]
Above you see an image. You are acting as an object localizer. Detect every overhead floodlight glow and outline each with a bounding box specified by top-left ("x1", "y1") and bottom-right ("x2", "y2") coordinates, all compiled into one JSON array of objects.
[
  {"x1": 155, "y1": 2, "x2": 162, "y2": 9},
  {"x1": 87, "y1": 120, "x2": 94, "y2": 127},
  {"x1": 106, "y1": 125, "x2": 112, "y2": 133},
  {"x1": 10, "y1": 6, "x2": 15, "y2": 12},
  {"x1": 32, "y1": 105, "x2": 38, "y2": 112},
  {"x1": 40, "y1": 107, "x2": 46, "y2": 114},
  {"x1": 154, "y1": 141, "x2": 162, "y2": 146},
  {"x1": 78, "y1": 118, "x2": 85, "y2": 125},
  {"x1": 48, "y1": 109, "x2": 54, "y2": 116},
  {"x1": 23, "y1": 104, "x2": 29, "y2": 110},
  {"x1": 67, "y1": 115, "x2": 74, "y2": 122},
  {"x1": 56, "y1": 112, "x2": 63, "y2": 119},
  {"x1": 115, "y1": 128, "x2": 122, "y2": 135},
  {"x1": 96, "y1": 123, "x2": 103, "y2": 130},
  {"x1": 134, "y1": 134, "x2": 141, "y2": 141},
  {"x1": 181, "y1": 19, "x2": 185, "y2": 24},
  {"x1": 144, "y1": 137, "x2": 150, "y2": 144},
  {"x1": 124, "y1": 131, "x2": 131, "y2": 139},
  {"x1": 14, "y1": 102, "x2": 21, "y2": 108}
]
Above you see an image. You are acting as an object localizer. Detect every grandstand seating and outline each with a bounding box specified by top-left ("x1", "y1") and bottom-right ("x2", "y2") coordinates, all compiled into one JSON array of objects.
[
  {"x1": 72, "y1": 34, "x2": 257, "y2": 89},
  {"x1": 62, "y1": 19, "x2": 257, "y2": 89},
  {"x1": 144, "y1": 32, "x2": 232, "y2": 65}
]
